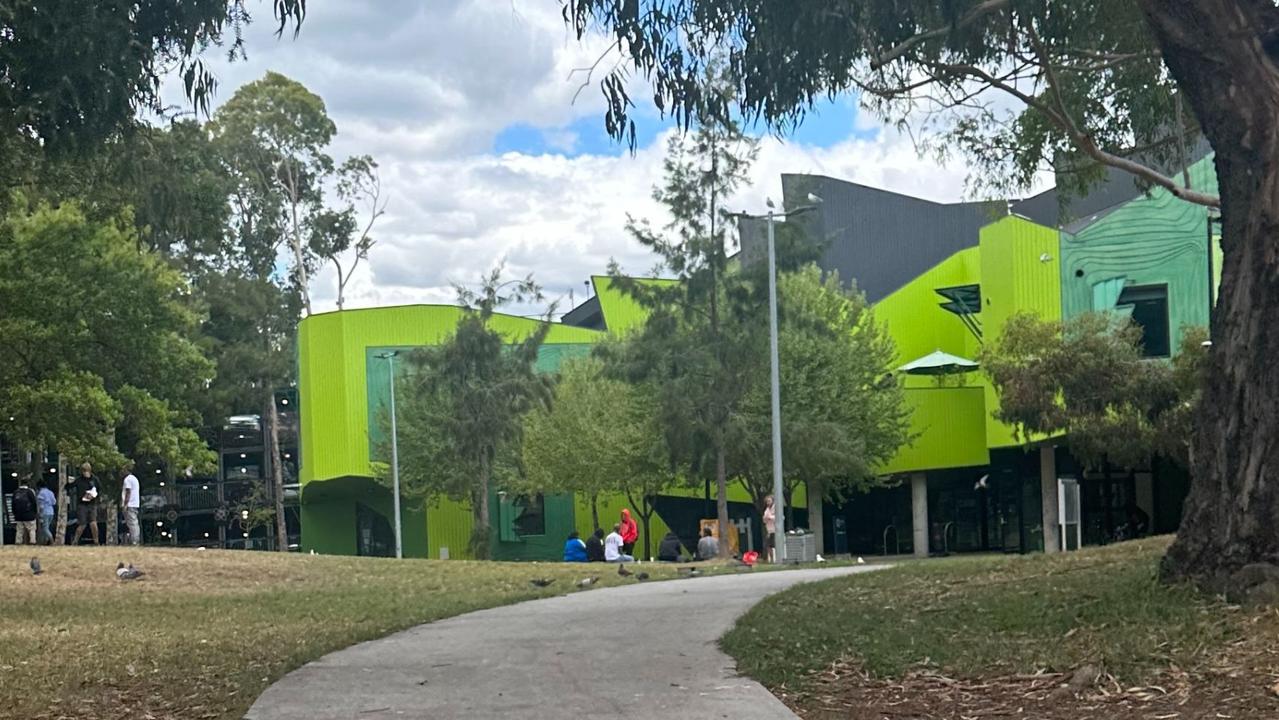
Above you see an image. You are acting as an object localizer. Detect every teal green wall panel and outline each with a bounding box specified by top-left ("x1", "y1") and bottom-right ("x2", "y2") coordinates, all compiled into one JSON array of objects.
[{"x1": 1060, "y1": 156, "x2": 1218, "y2": 355}]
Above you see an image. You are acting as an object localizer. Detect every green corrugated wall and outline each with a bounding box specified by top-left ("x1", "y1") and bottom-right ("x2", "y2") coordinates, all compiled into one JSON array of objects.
[
  {"x1": 1060, "y1": 155, "x2": 1218, "y2": 353},
  {"x1": 297, "y1": 305, "x2": 606, "y2": 557},
  {"x1": 979, "y1": 216, "x2": 1064, "y2": 449}
]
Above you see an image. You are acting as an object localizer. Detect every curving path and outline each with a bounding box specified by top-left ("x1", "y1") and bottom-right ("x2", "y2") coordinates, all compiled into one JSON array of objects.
[{"x1": 245, "y1": 565, "x2": 879, "y2": 720}]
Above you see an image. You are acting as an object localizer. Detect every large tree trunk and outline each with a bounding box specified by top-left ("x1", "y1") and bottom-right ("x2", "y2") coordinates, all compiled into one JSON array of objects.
[
  {"x1": 590, "y1": 492, "x2": 600, "y2": 532},
  {"x1": 105, "y1": 500, "x2": 119, "y2": 545},
  {"x1": 715, "y1": 443, "x2": 730, "y2": 557},
  {"x1": 473, "y1": 455, "x2": 492, "y2": 560},
  {"x1": 266, "y1": 397, "x2": 288, "y2": 552},
  {"x1": 1141, "y1": 0, "x2": 1279, "y2": 601},
  {"x1": 54, "y1": 461, "x2": 68, "y2": 546},
  {"x1": 808, "y1": 479, "x2": 825, "y2": 556}
]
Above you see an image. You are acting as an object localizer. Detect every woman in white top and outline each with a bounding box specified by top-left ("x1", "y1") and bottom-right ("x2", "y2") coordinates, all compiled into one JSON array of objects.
[{"x1": 762, "y1": 495, "x2": 776, "y2": 563}]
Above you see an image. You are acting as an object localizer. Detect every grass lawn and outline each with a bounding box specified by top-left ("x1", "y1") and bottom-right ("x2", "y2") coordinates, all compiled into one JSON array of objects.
[
  {"x1": 722, "y1": 537, "x2": 1279, "y2": 719},
  {"x1": 0, "y1": 546, "x2": 767, "y2": 720}
]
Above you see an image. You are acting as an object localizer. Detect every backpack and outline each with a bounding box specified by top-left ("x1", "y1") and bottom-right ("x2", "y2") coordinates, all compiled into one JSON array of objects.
[{"x1": 11, "y1": 487, "x2": 37, "y2": 521}]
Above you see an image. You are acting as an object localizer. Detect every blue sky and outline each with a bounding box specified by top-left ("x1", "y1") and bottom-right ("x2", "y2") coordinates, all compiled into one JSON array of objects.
[{"x1": 494, "y1": 95, "x2": 875, "y2": 157}]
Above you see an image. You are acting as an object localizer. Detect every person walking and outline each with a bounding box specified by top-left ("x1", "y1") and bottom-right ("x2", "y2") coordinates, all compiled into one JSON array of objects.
[
  {"x1": 11, "y1": 475, "x2": 39, "y2": 545},
  {"x1": 36, "y1": 480, "x2": 56, "y2": 545},
  {"x1": 120, "y1": 460, "x2": 141, "y2": 546},
  {"x1": 762, "y1": 494, "x2": 777, "y2": 563},
  {"x1": 70, "y1": 463, "x2": 101, "y2": 545},
  {"x1": 619, "y1": 508, "x2": 638, "y2": 557},
  {"x1": 604, "y1": 523, "x2": 634, "y2": 563}
]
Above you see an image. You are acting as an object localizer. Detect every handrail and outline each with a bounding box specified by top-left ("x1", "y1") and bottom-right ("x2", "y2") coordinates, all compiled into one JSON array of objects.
[
  {"x1": 882, "y1": 524, "x2": 900, "y2": 556},
  {"x1": 942, "y1": 521, "x2": 957, "y2": 554}
]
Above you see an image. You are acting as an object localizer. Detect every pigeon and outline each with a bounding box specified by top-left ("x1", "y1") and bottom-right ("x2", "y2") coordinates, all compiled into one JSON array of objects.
[
  {"x1": 856, "y1": 556, "x2": 866, "y2": 565},
  {"x1": 29, "y1": 557, "x2": 41, "y2": 575},
  {"x1": 617, "y1": 564, "x2": 633, "y2": 577},
  {"x1": 575, "y1": 576, "x2": 600, "y2": 588},
  {"x1": 816, "y1": 554, "x2": 826, "y2": 563},
  {"x1": 116, "y1": 563, "x2": 145, "y2": 581},
  {"x1": 529, "y1": 578, "x2": 555, "y2": 588},
  {"x1": 974, "y1": 474, "x2": 989, "y2": 491},
  {"x1": 636, "y1": 572, "x2": 650, "y2": 581},
  {"x1": 677, "y1": 567, "x2": 701, "y2": 578}
]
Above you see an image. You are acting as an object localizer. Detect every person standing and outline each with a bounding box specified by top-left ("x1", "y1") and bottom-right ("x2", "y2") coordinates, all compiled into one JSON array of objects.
[
  {"x1": 70, "y1": 463, "x2": 101, "y2": 545},
  {"x1": 11, "y1": 475, "x2": 39, "y2": 545},
  {"x1": 120, "y1": 461, "x2": 141, "y2": 546},
  {"x1": 36, "y1": 480, "x2": 56, "y2": 545},
  {"x1": 619, "y1": 508, "x2": 638, "y2": 557},
  {"x1": 762, "y1": 494, "x2": 777, "y2": 563},
  {"x1": 604, "y1": 523, "x2": 634, "y2": 563}
]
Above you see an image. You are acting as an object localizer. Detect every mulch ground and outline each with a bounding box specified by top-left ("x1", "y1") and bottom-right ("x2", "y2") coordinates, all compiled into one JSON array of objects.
[{"x1": 776, "y1": 612, "x2": 1279, "y2": 720}]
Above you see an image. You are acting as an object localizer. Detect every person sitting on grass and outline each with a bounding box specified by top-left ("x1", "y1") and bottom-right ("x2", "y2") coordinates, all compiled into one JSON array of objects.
[
  {"x1": 584, "y1": 528, "x2": 606, "y2": 562},
  {"x1": 696, "y1": 527, "x2": 719, "y2": 561},
  {"x1": 563, "y1": 530, "x2": 588, "y2": 562},
  {"x1": 604, "y1": 523, "x2": 634, "y2": 563},
  {"x1": 657, "y1": 531, "x2": 682, "y2": 562}
]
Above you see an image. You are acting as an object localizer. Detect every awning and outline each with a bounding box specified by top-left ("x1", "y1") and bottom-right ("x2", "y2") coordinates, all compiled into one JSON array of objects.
[{"x1": 897, "y1": 350, "x2": 979, "y2": 376}]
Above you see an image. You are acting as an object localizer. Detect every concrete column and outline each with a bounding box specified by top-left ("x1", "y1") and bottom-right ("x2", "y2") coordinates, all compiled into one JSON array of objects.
[
  {"x1": 807, "y1": 479, "x2": 825, "y2": 556},
  {"x1": 1040, "y1": 445, "x2": 1060, "y2": 554},
  {"x1": 911, "y1": 473, "x2": 928, "y2": 558}
]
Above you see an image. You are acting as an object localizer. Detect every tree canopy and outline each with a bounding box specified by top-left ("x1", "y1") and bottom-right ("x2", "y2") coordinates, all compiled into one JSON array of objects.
[
  {"x1": 730, "y1": 265, "x2": 909, "y2": 516},
  {"x1": 981, "y1": 312, "x2": 1207, "y2": 470},
  {"x1": 0, "y1": 200, "x2": 214, "y2": 477},
  {"x1": 564, "y1": 1, "x2": 1216, "y2": 206},
  {"x1": 378, "y1": 267, "x2": 554, "y2": 558}
]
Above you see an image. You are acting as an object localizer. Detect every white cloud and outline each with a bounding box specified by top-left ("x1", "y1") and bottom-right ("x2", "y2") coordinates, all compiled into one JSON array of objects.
[
  {"x1": 321, "y1": 123, "x2": 1021, "y2": 316},
  {"x1": 160, "y1": 1, "x2": 1050, "y2": 318}
]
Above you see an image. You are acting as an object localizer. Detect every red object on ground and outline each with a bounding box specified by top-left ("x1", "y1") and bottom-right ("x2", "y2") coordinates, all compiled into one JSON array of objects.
[{"x1": 742, "y1": 551, "x2": 759, "y2": 566}]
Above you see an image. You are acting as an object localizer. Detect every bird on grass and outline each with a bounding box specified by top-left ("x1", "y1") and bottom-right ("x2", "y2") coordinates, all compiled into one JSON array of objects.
[
  {"x1": 575, "y1": 577, "x2": 600, "y2": 588},
  {"x1": 636, "y1": 572, "x2": 650, "y2": 581},
  {"x1": 529, "y1": 578, "x2": 555, "y2": 588},
  {"x1": 29, "y1": 557, "x2": 41, "y2": 576},
  {"x1": 856, "y1": 557, "x2": 866, "y2": 565},
  {"x1": 677, "y1": 567, "x2": 701, "y2": 578},
  {"x1": 617, "y1": 564, "x2": 633, "y2": 577},
  {"x1": 116, "y1": 563, "x2": 144, "y2": 581}
]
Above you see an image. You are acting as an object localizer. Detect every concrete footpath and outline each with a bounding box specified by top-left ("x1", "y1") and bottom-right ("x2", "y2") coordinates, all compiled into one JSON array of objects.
[{"x1": 245, "y1": 565, "x2": 879, "y2": 720}]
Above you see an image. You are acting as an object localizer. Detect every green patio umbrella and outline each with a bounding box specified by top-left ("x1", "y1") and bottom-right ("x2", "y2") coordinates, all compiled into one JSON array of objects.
[{"x1": 897, "y1": 349, "x2": 979, "y2": 376}]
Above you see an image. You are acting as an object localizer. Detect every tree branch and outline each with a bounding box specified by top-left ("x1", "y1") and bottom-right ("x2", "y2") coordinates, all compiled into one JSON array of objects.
[
  {"x1": 922, "y1": 57, "x2": 1221, "y2": 208},
  {"x1": 870, "y1": 0, "x2": 1012, "y2": 70}
]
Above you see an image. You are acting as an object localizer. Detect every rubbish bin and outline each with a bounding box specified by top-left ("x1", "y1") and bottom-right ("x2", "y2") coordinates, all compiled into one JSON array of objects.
[
  {"x1": 832, "y1": 516, "x2": 848, "y2": 555},
  {"x1": 784, "y1": 531, "x2": 816, "y2": 563}
]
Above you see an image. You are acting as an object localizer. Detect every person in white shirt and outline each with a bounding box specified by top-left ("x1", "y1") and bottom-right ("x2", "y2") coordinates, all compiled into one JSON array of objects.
[
  {"x1": 604, "y1": 523, "x2": 634, "y2": 563},
  {"x1": 120, "y1": 460, "x2": 141, "y2": 546}
]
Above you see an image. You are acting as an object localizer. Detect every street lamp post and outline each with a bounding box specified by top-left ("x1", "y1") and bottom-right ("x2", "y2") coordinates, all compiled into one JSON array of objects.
[
  {"x1": 376, "y1": 351, "x2": 404, "y2": 559},
  {"x1": 735, "y1": 195, "x2": 822, "y2": 564}
]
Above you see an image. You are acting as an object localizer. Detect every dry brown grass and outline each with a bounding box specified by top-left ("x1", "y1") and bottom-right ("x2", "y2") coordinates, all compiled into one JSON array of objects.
[{"x1": 0, "y1": 546, "x2": 727, "y2": 720}]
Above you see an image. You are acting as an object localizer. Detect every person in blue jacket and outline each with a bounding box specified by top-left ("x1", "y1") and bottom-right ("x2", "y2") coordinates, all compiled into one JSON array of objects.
[{"x1": 563, "y1": 530, "x2": 589, "y2": 562}]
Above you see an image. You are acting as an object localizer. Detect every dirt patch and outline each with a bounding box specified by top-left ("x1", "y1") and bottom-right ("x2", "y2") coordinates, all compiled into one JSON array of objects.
[{"x1": 778, "y1": 612, "x2": 1279, "y2": 720}]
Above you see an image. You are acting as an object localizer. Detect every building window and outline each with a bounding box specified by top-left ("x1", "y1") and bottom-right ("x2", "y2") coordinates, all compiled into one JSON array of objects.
[
  {"x1": 1118, "y1": 285, "x2": 1170, "y2": 358},
  {"x1": 513, "y1": 494, "x2": 546, "y2": 537}
]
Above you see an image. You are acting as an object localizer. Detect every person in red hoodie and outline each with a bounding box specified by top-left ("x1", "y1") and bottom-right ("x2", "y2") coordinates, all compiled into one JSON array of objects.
[{"x1": 619, "y1": 508, "x2": 639, "y2": 557}]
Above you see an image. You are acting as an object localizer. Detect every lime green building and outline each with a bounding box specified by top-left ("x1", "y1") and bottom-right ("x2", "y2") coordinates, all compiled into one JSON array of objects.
[{"x1": 295, "y1": 155, "x2": 1218, "y2": 560}]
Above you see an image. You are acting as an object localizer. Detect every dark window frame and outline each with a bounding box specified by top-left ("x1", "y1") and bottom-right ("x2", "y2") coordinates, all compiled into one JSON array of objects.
[{"x1": 1118, "y1": 284, "x2": 1171, "y2": 358}]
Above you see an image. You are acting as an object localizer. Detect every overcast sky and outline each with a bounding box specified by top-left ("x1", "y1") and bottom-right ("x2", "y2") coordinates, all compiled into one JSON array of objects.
[{"x1": 171, "y1": 0, "x2": 1026, "y2": 316}]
